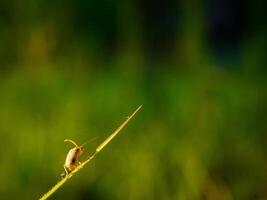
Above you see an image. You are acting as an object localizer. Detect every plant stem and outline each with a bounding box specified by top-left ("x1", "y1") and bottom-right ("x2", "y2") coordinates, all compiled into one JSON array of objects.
[{"x1": 39, "y1": 105, "x2": 142, "y2": 200}]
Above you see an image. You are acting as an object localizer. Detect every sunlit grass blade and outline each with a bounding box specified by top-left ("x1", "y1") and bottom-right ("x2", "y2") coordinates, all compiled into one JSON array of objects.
[
  {"x1": 39, "y1": 105, "x2": 142, "y2": 200},
  {"x1": 96, "y1": 105, "x2": 142, "y2": 153}
]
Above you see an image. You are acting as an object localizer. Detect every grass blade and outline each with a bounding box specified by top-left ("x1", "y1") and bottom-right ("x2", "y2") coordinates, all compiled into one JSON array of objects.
[{"x1": 39, "y1": 105, "x2": 142, "y2": 200}]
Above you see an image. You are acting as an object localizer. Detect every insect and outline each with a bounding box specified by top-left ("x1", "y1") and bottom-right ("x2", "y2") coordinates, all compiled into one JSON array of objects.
[
  {"x1": 60, "y1": 105, "x2": 142, "y2": 179},
  {"x1": 61, "y1": 138, "x2": 96, "y2": 178}
]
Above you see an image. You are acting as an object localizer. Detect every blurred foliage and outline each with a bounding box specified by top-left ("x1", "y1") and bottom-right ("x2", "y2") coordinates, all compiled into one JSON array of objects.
[{"x1": 0, "y1": 0, "x2": 266, "y2": 199}]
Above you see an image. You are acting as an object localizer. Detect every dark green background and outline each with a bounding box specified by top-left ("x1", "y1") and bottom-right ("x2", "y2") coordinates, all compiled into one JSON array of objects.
[{"x1": 0, "y1": 0, "x2": 266, "y2": 199}]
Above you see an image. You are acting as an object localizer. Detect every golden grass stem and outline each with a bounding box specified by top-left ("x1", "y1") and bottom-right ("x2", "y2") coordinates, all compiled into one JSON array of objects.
[{"x1": 39, "y1": 105, "x2": 142, "y2": 200}]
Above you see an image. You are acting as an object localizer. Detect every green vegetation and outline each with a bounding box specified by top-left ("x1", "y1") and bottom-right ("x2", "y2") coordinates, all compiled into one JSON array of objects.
[{"x1": 0, "y1": 1, "x2": 266, "y2": 199}]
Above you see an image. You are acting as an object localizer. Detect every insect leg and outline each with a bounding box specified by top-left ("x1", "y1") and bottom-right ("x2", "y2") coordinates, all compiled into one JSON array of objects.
[{"x1": 64, "y1": 164, "x2": 69, "y2": 175}]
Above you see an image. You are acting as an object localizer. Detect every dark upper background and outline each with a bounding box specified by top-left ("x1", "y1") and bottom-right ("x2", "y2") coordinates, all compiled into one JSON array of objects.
[{"x1": 0, "y1": 0, "x2": 266, "y2": 199}]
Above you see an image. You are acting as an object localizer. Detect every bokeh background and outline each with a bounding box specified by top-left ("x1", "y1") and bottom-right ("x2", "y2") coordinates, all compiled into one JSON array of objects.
[{"x1": 0, "y1": 0, "x2": 266, "y2": 199}]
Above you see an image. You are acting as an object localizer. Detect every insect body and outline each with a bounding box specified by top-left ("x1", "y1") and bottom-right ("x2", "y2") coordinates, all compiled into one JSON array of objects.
[{"x1": 61, "y1": 139, "x2": 92, "y2": 178}]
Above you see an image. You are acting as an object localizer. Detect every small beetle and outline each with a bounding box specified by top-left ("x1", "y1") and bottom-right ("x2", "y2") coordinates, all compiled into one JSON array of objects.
[{"x1": 61, "y1": 138, "x2": 96, "y2": 178}]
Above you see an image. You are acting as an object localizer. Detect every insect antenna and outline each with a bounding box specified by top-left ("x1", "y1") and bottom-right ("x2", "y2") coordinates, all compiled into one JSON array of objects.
[
  {"x1": 64, "y1": 139, "x2": 78, "y2": 147},
  {"x1": 81, "y1": 137, "x2": 99, "y2": 147}
]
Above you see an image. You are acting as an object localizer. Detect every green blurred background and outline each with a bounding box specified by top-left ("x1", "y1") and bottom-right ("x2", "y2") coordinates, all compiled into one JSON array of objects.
[{"x1": 0, "y1": 0, "x2": 266, "y2": 199}]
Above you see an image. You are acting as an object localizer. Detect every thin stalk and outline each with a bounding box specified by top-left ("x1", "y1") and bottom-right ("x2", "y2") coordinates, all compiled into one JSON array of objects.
[{"x1": 39, "y1": 105, "x2": 142, "y2": 200}]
